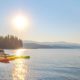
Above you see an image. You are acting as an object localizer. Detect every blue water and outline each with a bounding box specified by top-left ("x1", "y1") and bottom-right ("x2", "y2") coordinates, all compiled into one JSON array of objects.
[{"x1": 0, "y1": 49, "x2": 80, "y2": 80}]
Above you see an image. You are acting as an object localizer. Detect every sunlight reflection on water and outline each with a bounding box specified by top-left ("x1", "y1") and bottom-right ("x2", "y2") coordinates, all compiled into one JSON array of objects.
[
  {"x1": 12, "y1": 49, "x2": 29, "y2": 80},
  {"x1": 15, "y1": 49, "x2": 25, "y2": 56}
]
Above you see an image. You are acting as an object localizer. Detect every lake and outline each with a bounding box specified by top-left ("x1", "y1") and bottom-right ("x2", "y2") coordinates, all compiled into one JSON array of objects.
[{"x1": 0, "y1": 49, "x2": 80, "y2": 80}]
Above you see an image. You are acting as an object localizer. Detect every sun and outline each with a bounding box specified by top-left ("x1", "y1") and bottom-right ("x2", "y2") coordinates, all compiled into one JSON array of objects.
[{"x1": 12, "y1": 15, "x2": 29, "y2": 30}]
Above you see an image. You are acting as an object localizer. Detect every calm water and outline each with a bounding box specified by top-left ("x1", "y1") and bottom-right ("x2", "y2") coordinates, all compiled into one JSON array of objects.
[{"x1": 0, "y1": 49, "x2": 80, "y2": 80}]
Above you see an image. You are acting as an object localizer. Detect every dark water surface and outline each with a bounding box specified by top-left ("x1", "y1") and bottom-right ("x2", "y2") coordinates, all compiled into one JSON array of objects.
[{"x1": 0, "y1": 49, "x2": 80, "y2": 80}]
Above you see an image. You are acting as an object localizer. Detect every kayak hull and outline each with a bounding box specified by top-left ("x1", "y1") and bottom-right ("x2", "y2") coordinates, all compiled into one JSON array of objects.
[
  {"x1": 0, "y1": 59, "x2": 9, "y2": 63},
  {"x1": 0, "y1": 56, "x2": 30, "y2": 63}
]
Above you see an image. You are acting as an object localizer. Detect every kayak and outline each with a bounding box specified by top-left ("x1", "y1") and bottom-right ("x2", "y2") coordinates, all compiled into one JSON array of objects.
[
  {"x1": 0, "y1": 49, "x2": 30, "y2": 63},
  {"x1": 0, "y1": 58, "x2": 9, "y2": 63},
  {"x1": 0, "y1": 56, "x2": 30, "y2": 63}
]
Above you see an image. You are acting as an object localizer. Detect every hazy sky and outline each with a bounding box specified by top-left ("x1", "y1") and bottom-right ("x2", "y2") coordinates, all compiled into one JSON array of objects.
[{"x1": 0, "y1": 0, "x2": 80, "y2": 43}]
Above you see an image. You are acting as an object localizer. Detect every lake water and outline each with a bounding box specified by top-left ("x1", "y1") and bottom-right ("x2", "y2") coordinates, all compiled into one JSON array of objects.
[{"x1": 0, "y1": 49, "x2": 80, "y2": 80}]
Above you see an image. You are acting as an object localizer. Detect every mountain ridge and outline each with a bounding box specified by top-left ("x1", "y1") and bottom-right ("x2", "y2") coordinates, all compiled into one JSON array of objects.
[{"x1": 23, "y1": 40, "x2": 80, "y2": 49}]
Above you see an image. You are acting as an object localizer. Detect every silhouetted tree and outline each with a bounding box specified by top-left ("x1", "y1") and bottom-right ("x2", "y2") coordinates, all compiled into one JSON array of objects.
[{"x1": 0, "y1": 35, "x2": 23, "y2": 49}]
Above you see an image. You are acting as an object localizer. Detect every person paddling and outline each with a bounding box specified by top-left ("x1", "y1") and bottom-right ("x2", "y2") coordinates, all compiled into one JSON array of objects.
[{"x1": 0, "y1": 49, "x2": 9, "y2": 63}]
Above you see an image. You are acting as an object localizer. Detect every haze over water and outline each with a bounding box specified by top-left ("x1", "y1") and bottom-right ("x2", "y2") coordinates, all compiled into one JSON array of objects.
[{"x1": 0, "y1": 49, "x2": 80, "y2": 80}]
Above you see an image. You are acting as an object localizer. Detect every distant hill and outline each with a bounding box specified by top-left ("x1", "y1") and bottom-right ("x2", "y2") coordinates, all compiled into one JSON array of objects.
[{"x1": 23, "y1": 41, "x2": 80, "y2": 49}]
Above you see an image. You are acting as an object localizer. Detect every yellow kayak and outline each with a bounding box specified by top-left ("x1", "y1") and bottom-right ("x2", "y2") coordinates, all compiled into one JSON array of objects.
[
  {"x1": 0, "y1": 49, "x2": 30, "y2": 63},
  {"x1": 0, "y1": 56, "x2": 30, "y2": 63},
  {"x1": 7, "y1": 55, "x2": 30, "y2": 60}
]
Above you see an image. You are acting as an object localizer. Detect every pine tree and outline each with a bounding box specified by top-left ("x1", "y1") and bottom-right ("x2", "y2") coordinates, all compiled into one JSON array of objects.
[{"x1": 0, "y1": 35, "x2": 23, "y2": 49}]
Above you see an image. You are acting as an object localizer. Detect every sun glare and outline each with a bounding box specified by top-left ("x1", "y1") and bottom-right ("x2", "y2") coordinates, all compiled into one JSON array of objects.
[
  {"x1": 15, "y1": 49, "x2": 25, "y2": 56},
  {"x1": 12, "y1": 15, "x2": 29, "y2": 30}
]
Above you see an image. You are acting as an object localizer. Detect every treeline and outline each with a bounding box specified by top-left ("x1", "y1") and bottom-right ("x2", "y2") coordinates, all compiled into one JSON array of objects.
[{"x1": 0, "y1": 35, "x2": 23, "y2": 49}]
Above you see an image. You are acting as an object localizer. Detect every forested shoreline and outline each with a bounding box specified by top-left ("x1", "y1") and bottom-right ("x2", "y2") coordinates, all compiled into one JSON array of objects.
[{"x1": 0, "y1": 35, "x2": 23, "y2": 49}]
